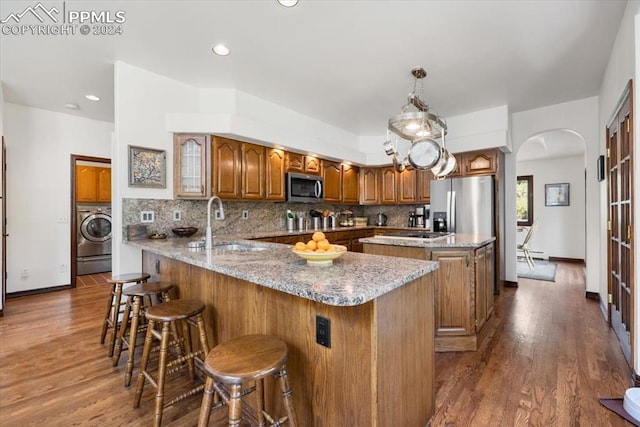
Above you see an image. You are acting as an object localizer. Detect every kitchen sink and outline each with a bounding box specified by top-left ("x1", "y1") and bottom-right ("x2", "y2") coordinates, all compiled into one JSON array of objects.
[{"x1": 212, "y1": 243, "x2": 269, "y2": 252}]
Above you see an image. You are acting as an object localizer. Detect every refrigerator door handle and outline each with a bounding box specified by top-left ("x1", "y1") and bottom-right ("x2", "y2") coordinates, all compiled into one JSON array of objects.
[{"x1": 447, "y1": 190, "x2": 456, "y2": 233}]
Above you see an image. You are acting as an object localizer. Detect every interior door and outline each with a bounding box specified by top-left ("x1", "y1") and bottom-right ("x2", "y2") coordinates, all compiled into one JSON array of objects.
[
  {"x1": 1, "y1": 137, "x2": 5, "y2": 314},
  {"x1": 607, "y1": 80, "x2": 634, "y2": 366}
]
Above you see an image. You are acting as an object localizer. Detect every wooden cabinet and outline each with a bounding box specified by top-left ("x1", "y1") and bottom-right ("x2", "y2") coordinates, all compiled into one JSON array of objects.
[
  {"x1": 342, "y1": 164, "x2": 359, "y2": 204},
  {"x1": 397, "y1": 169, "x2": 417, "y2": 203},
  {"x1": 322, "y1": 160, "x2": 360, "y2": 204},
  {"x1": 380, "y1": 167, "x2": 397, "y2": 204},
  {"x1": 286, "y1": 152, "x2": 321, "y2": 175},
  {"x1": 76, "y1": 165, "x2": 111, "y2": 202},
  {"x1": 359, "y1": 168, "x2": 380, "y2": 205},
  {"x1": 363, "y1": 241, "x2": 495, "y2": 352},
  {"x1": 322, "y1": 160, "x2": 342, "y2": 202},
  {"x1": 212, "y1": 136, "x2": 242, "y2": 199},
  {"x1": 266, "y1": 148, "x2": 285, "y2": 201},
  {"x1": 254, "y1": 228, "x2": 375, "y2": 252},
  {"x1": 241, "y1": 143, "x2": 265, "y2": 199},
  {"x1": 174, "y1": 134, "x2": 209, "y2": 198},
  {"x1": 417, "y1": 169, "x2": 431, "y2": 202},
  {"x1": 460, "y1": 149, "x2": 499, "y2": 176},
  {"x1": 431, "y1": 249, "x2": 474, "y2": 338}
]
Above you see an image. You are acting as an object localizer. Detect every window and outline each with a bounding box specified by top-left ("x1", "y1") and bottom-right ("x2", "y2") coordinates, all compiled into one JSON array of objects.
[{"x1": 516, "y1": 175, "x2": 534, "y2": 226}]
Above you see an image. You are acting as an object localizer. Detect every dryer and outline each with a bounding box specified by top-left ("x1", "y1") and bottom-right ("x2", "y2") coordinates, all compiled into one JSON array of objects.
[{"x1": 77, "y1": 204, "x2": 112, "y2": 275}]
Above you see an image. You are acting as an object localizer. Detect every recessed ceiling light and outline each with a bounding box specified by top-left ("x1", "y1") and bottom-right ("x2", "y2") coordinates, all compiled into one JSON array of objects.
[
  {"x1": 85, "y1": 94, "x2": 101, "y2": 101},
  {"x1": 65, "y1": 103, "x2": 79, "y2": 110},
  {"x1": 277, "y1": 0, "x2": 299, "y2": 7},
  {"x1": 212, "y1": 44, "x2": 230, "y2": 56}
]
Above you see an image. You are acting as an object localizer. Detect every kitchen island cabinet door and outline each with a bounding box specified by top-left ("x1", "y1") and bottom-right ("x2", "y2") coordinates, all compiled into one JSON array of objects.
[
  {"x1": 380, "y1": 166, "x2": 397, "y2": 204},
  {"x1": 322, "y1": 160, "x2": 342, "y2": 202},
  {"x1": 266, "y1": 148, "x2": 285, "y2": 201},
  {"x1": 359, "y1": 168, "x2": 380, "y2": 205},
  {"x1": 474, "y1": 245, "x2": 488, "y2": 332},
  {"x1": 174, "y1": 134, "x2": 209, "y2": 198},
  {"x1": 213, "y1": 136, "x2": 242, "y2": 199},
  {"x1": 430, "y1": 250, "x2": 474, "y2": 339},
  {"x1": 241, "y1": 143, "x2": 265, "y2": 200}
]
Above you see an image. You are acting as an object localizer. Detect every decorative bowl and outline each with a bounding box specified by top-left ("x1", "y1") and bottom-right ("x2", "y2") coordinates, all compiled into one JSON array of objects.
[
  {"x1": 292, "y1": 245, "x2": 347, "y2": 266},
  {"x1": 172, "y1": 227, "x2": 198, "y2": 237}
]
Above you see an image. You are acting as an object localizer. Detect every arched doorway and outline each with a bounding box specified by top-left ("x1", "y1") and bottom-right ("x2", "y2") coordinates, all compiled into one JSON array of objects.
[{"x1": 515, "y1": 129, "x2": 587, "y2": 267}]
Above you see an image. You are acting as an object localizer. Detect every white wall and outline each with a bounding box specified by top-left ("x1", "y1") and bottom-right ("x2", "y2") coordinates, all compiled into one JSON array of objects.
[
  {"x1": 3, "y1": 103, "x2": 112, "y2": 292},
  {"x1": 597, "y1": 1, "x2": 639, "y2": 369},
  {"x1": 113, "y1": 61, "x2": 199, "y2": 276},
  {"x1": 516, "y1": 155, "x2": 586, "y2": 260},
  {"x1": 508, "y1": 97, "x2": 599, "y2": 290},
  {"x1": 0, "y1": 83, "x2": 4, "y2": 311}
]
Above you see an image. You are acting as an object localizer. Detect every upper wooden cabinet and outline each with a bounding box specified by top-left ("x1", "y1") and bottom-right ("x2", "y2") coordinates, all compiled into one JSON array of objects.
[
  {"x1": 286, "y1": 152, "x2": 321, "y2": 175},
  {"x1": 360, "y1": 168, "x2": 380, "y2": 205},
  {"x1": 241, "y1": 143, "x2": 266, "y2": 200},
  {"x1": 380, "y1": 167, "x2": 397, "y2": 204},
  {"x1": 265, "y1": 148, "x2": 286, "y2": 201},
  {"x1": 322, "y1": 160, "x2": 359, "y2": 204},
  {"x1": 342, "y1": 164, "x2": 359, "y2": 204},
  {"x1": 459, "y1": 149, "x2": 499, "y2": 176},
  {"x1": 76, "y1": 165, "x2": 111, "y2": 203},
  {"x1": 174, "y1": 134, "x2": 210, "y2": 198},
  {"x1": 212, "y1": 136, "x2": 242, "y2": 199},
  {"x1": 322, "y1": 160, "x2": 342, "y2": 202},
  {"x1": 397, "y1": 169, "x2": 417, "y2": 203},
  {"x1": 416, "y1": 169, "x2": 431, "y2": 203}
]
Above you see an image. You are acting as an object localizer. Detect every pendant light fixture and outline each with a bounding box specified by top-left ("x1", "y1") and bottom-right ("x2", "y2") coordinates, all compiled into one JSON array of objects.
[{"x1": 384, "y1": 67, "x2": 455, "y2": 178}]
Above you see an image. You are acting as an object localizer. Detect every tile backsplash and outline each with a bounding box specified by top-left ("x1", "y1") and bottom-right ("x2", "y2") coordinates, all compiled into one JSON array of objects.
[{"x1": 122, "y1": 198, "x2": 429, "y2": 239}]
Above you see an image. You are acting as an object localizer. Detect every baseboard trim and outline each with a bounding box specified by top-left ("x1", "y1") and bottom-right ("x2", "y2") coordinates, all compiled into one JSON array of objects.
[
  {"x1": 585, "y1": 291, "x2": 600, "y2": 300},
  {"x1": 549, "y1": 256, "x2": 585, "y2": 265},
  {"x1": 7, "y1": 284, "x2": 72, "y2": 298},
  {"x1": 503, "y1": 280, "x2": 518, "y2": 288}
]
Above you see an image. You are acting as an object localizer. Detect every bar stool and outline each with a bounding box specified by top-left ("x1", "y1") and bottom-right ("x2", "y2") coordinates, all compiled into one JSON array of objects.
[
  {"x1": 101, "y1": 272, "x2": 151, "y2": 357},
  {"x1": 197, "y1": 334, "x2": 297, "y2": 427},
  {"x1": 112, "y1": 281, "x2": 174, "y2": 386},
  {"x1": 133, "y1": 299, "x2": 210, "y2": 427}
]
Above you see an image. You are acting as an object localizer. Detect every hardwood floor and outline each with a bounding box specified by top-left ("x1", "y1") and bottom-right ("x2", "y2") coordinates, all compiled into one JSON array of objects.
[{"x1": 0, "y1": 262, "x2": 634, "y2": 426}]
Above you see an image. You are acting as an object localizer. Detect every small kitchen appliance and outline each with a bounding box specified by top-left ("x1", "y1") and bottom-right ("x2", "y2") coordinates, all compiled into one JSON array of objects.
[{"x1": 375, "y1": 212, "x2": 388, "y2": 226}]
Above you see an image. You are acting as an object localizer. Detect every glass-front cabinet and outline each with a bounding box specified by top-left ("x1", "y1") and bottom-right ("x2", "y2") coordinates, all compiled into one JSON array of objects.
[{"x1": 174, "y1": 134, "x2": 210, "y2": 198}]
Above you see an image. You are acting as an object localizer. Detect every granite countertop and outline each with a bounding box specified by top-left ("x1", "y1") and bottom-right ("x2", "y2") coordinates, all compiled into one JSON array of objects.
[
  {"x1": 359, "y1": 233, "x2": 496, "y2": 248},
  {"x1": 126, "y1": 238, "x2": 438, "y2": 307},
  {"x1": 231, "y1": 225, "x2": 404, "y2": 240}
]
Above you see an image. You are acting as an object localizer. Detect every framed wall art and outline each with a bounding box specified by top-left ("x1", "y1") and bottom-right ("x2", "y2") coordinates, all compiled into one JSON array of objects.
[
  {"x1": 128, "y1": 145, "x2": 166, "y2": 188},
  {"x1": 545, "y1": 183, "x2": 570, "y2": 206}
]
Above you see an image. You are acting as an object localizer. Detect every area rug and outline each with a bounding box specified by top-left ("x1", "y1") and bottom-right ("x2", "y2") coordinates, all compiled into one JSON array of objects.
[{"x1": 517, "y1": 260, "x2": 557, "y2": 282}]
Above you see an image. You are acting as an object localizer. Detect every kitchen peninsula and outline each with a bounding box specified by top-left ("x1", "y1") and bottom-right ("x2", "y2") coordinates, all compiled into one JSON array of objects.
[
  {"x1": 126, "y1": 237, "x2": 438, "y2": 426},
  {"x1": 361, "y1": 233, "x2": 496, "y2": 352}
]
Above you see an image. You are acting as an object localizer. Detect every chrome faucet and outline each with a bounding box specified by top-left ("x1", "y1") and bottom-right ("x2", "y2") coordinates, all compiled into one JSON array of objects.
[{"x1": 206, "y1": 195, "x2": 225, "y2": 251}]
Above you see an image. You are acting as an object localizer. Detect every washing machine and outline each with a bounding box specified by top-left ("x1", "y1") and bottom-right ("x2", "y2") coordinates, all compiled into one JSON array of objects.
[{"x1": 77, "y1": 204, "x2": 112, "y2": 275}]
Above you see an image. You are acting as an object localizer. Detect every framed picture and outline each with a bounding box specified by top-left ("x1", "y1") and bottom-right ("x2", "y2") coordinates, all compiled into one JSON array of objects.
[
  {"x1": 545, "y1": 183, "x2": 570, "y2": 206},
  {"x1": 128, "y1": 145, "x2": 166, "y2": 188}
]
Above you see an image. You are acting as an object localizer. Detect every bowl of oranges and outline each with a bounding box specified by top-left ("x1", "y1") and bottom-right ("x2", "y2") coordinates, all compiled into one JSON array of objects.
[{"x1": 292, "y1": 231, "x2": 347, "y2": 266}]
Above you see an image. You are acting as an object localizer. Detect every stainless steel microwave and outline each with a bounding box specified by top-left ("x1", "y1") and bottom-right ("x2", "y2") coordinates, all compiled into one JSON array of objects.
[{"x1": 286, "y1": 172, "x2": 324, "y2": 203}]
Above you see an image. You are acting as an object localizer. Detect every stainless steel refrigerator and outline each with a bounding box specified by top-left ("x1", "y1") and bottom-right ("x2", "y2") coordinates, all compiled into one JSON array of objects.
[{"x1": 429, "y1": 175, "x2": 495, "y2": 236}]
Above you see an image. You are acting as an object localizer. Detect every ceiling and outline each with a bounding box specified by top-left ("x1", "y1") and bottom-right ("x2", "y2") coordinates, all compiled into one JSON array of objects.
[
  {"x1": 516, "y1": 130, "x2": 586, "y2": 162},
  {"x1": 0, "y1": 0, "x2": 628, "y2": 139}
]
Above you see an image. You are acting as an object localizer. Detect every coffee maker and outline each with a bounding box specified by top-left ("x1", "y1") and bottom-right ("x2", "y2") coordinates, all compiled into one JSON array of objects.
[{"x1": 414, "y1": 205, "x2": 430, "y2": 228}]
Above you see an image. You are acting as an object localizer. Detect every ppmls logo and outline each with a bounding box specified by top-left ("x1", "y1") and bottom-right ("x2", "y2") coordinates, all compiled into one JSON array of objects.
[
  {"x1": 1, "y1": 2, "x2": 59, "y2": 23},
  {"x1": 1, "y1": 2, "x2": 125, "y2": 36}
]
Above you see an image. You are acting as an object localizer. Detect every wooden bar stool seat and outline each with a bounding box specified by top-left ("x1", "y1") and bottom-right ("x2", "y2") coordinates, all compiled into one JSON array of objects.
[
  {"x1": 101, "y1": 272, "x2": 151, "y2": 357},
  {"x1": 198, "y1": 334, "x2": 297, "y2": 427},
  {"x1": 112, "y1": 281, "x2": 174, "y2": 386},
  {"x1": 134, "y1": 299, "x2": 210, "y2": 427}
]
